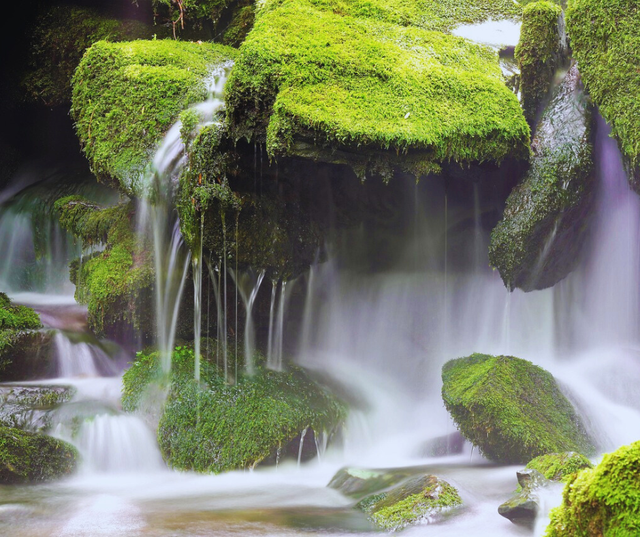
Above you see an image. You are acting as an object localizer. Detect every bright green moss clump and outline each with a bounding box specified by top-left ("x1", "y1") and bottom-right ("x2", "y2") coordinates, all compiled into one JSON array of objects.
[
  {"x1": 441, "y1": 353, "x2": 594, "y2": 464},
  {"x1": 56, "y1": 196, "x2": 154, "y2": 339},
  {"x1": 71, "y1": 40, "x2": 237, "y2": 195},
  {"x1": 526, "y1": 452, "x2": 593, "y2": 482},
  {"x1": 226, "y1": 0, "x2": 530, "y2": 178},
  {"x1": 123, "y1": 344, "x2": 346, "y2": 473},
  {"x1": 23, "y1": 6, "x2": 153, "y2": 107},
  {"x1": 357, "y1": 474, "x2": 462, "y2": 531},
  {"x1": 0, "y1": 426, "x2": 78, "y2": 483},
  {"x1": 566, "y1": 0, "x2": 640, "y2": 192},
  {"x1": 546, "y1": 441, "x2": 640, "y2": 536},
  {"x1": 515, "y1": 1, "x2": 563, "y2": 123}
]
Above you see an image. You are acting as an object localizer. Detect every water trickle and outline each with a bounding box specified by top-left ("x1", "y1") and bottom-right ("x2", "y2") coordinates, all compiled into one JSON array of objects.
[
  {"x1": 230, "y1": 268, "x2": 265, "y2": 375},
  {"x1": 192, "y1": 218, "x2": 204, "y2": 381},
  {"x1": 267, "y1": 280, "x2": 289, "y2": 371},
  {"x1": 297, "y1": 427, "x2": 308, "y2": 468}
]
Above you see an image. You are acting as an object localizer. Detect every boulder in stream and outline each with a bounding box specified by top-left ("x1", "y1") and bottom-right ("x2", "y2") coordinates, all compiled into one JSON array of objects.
[
  {"x1": 357, "y1": 474, "x2": 462, "y2": 531},
  {"x1": 498, "y1": 468, "x2": 550, "y2": 528},
  {"x1": 489, "y1": 63, "x2": 595, "y2": 291},
  {"x1": 546, "y1": 440, "x2": 640, "y2": 536},
  {"x1": 441, "y1": 353, "x2": 595, "y2": 464},
  {"x1": 0, "y1": 426, "x2": 78, "y2": 484}
]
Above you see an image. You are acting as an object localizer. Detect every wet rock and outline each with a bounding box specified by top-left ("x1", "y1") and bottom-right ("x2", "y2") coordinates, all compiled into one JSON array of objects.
[
  {"x1": 328, "y1": 467, "x2": 413, "y2": 499},
  {"x1": 498, "y1": 469, "x2": 549, "y2": 528},
  {"x1": 441, "y1": 353, "x2": 595, "y2": 464},
  {"x1": 547, "y1": 440, "x2": 640, "y2": 536},
  {"x1": 489, "y1": 63, "x2": 595, "y2": 291},
  {"x1": 357, "y1": 474, "x2": 462, "y2": 531},
  {"x1": 0, "y1": 426, "x2": 78, "y2": 484},
  {"x1": 0, "y1": 385, "x2": 75, "y2": 432}
]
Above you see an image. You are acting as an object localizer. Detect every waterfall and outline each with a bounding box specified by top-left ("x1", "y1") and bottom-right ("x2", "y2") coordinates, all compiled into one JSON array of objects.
[
  {"x1": 54, "y1": 332, "x2": 119, "y2": 378},
  {"x1": 230, "y1": 268, "x2": 265, "y2": 375},
  {"x1": 267, "y1": 280, "x2": 290, "y2": 371}
]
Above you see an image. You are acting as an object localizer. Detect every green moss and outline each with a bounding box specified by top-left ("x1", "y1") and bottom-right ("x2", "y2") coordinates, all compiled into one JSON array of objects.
[
  {"x1": 0, "y1": 293, "x2": 41, "y2": 331},
  {"x1": 22, "y1": 6, "x2": 155, "y2": 107},
  {"x1": 225, "y1": 0, "x2": 530, "y2": 178},
  {"x1": 489, "y1": 64, "x2": 594, "y2": 291},
  {"x1": 122, "y1": 344, "x2": 346, "y2": 473},
  {"x1": 515, "y1": 1, "x2": 563, "y2": 123},
  {"x1": 56, "y1": 197, "x2": 154, "y2": 339},
  {"x1": 0, "y1": 294, "x2": 44, "y2": 378},
  {"x1": 526, "y1": 452, "x2": 593, "y2": 482},
  {"x1": 0, "y1": 426, "x2": 78, "y2": 483},
  {"x1": 71, "y1": 39, "x2": 237, "y2": 196},
  {"x1": 357, "y1": 475, "x2": 462, "y2": 531},
  {"x1": 566, "y1": 0, "x2": 640, "y2": 192},
  {"x1": 546, "y1": 441, "x2": 640, "y2": 536},
  {"x1": 441, "y1": 353, "x2": 595, "y2": 464},
  {"x1": 221, "y1": 3, "x2": 256, "y2": 47}
]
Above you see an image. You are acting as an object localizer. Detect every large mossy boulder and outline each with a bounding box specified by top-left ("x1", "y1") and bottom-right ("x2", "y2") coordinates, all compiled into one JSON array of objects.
[
  {"x1": 22, "y1": 6, "x2": 155, "y2": 107},
  {"x1": 489, "y1": 63, "x2": 595, "y2": 291},
  {"x1": 0, "y1": 426, "x2": 78, "y2": 483},
  {"x1": 546, "y1": 441, "x2": 640, "y2": 536},
  {"x1": 122, "y1": 344, "x2": 345, "y2": 473},
  {"x1": 71, "y1": 40, "x2": 237, "y2": 196},
  {"x1": 55, "y1": 196, "x2": 154, "y2": 341},
  {"x1": 516, "y1": 1, "x2": 565, "y2": 124},
  {"x1": 566, "y1": 0, "x2": 640, "y2": 193},
  {"x1": 357, "y1": 474, "x2": 462, "y2": 531},
  {"x1": 225, "y1": 0, "x2": 530, "y2": 179},
  {"x1": 441, "y1": 353, "x2": 594, "y2": 464}
]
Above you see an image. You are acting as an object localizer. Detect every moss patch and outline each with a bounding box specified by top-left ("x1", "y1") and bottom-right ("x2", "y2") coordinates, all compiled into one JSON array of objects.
[
  {"x1": 526, "y1": 452, "x2": 593, "y2": 482},
  {"x1": 122, "y1": 344, "x2": 346, "y2": 473},
  {"x1": 515, "y1": 1, "x2": 564, "y2": 124},
  {"x1": 566, "y1": 0, "x2": 640, "y2": 192},
  {"x1": 71, "y1": 39, "x2": 237, "y2": 196},
  {"x1": 357, "y1": 474, "x2": 462, "y2": 531},
  {"x1": 489, "y1": 64, "x2": 594, "y2": 291},
  {"x1": 441, "y1": 353, "x2": 594, "y2": 464},
  {"x1": 225, "y1": 0, "x2": 530, "y2": 178},
  {"x1": 55, "y1": 196, "x2": 154, "y2": 339},
  {"x1": 0, "y1": 426, "x2": 78, "y2": 484},
  {"x1": 22, "y1": 6, "x2": 154, "y2": 107},
  {"x1": 546, "y1": 441, "x2": 640, "y2": 536}
]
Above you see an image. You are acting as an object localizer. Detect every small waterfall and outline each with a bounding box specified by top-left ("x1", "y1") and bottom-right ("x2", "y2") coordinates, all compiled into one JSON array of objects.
[
  {"x1": 207, "y1": 259, "x2": 228, "y2": 375},
  {"x1": 193, "y1": 217, "x2": 204, "y2": 381},
  {"x1": 54, "y1": 332, "x2": 119, "y2": 378},
  {"x1": 267, "y1": 280, "x2": 290, "y2": 371},
  {"x1": 230, "y1": 268, "x2": 265, "y2": 375}
]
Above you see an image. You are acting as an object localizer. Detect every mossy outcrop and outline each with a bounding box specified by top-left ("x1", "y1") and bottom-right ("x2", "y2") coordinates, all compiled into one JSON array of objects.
[
  {"x1": 122, "y1": 344, "x2": 345, "y2": 473},
  {"x1": 71, "y1": 40, "x2": 237, "y2": 196},
  {"x1": 0, "y1": 426, "x2": 78, "y2": 484},
  {"x1": 566, "y1": 0, "x2": 640, "y2": 193},
  {"x1": 55, "y1": 196, "x2": 154, "y2": 340},
  {"x1": 225, "y1": 0, "x2": 530, "y2": 179},
  {"x1": 489, "y1": 63, "x2": 594, "y2": 291},
  {"x1": 516, "y1": 2, "x2": 565, "y2": 124},
  {"x1": 357, "y1": 474, "x2": 462, "y2": 531},
  {"x1": 441, "y1": 353, "x2": 594, "y2": 464},
  {"x1": 23, "y1": 6, "x2": 154, "y2": 107},
  {"x1": 546, "y1": 441, "x2": 640, "y2": 536},
  {"x1": 526, "y1": 451, "x2": 593, "y2": 482}
]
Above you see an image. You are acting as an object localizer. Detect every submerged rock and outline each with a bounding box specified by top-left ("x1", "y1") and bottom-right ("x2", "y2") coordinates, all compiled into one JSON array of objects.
[
  {"x1": 0, "y1": 426, "x2": 78, "y2": 484},
  {"x1": 546, "y1": 441, "x2": 640, "y2": 536},
  {"x1": 566, "y1": 0, "x2": 640, "y2": 193},
  {"x1": 225, "y1": 0, "x2": 529, "y2": 179},
  {"x1": 489, "y1": 63, "x2": 595, "y2": 291},
  {"x1": 516, "y1": 1, "x2": 565, "y2": 124},
  {"x1": 498, "y1": 468, "x2": 549, "y2": 528},
  {"x1": 441, "y1": 353, "x2": 595, "y2": 464},
  {"x1": 418, "y1": 432, "x2": 465, "y2": 458},
  {"x1": 328, "y1": 467, "x2": 414, "y2": 499},
  {"x1": 71, "y1": 40, "x2": 237, "y2": 196},
  {"x1": 122, "y1": 344, "x2": 345, "y2": 473},
  {"x1": 0, "y1": 385, "x2": 75, "y2": 432},
  {"x1": 357, "y1": 474, "x2": 462, "y2": 531}
]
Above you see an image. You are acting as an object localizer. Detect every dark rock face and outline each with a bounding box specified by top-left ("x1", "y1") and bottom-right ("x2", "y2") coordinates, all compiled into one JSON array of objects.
[
  {"x1": 489, "y1": 63, "x2": 595, "y2": 291},
  {"x1": 441, "y1": 353, "x2": 595, "y2": 464},
  {"x1": 498, "y1": 469, "x2": 549, "y2": 528}
]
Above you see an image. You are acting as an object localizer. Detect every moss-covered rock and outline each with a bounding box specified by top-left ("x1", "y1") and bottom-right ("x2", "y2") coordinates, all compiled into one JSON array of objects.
[
  {"x1": 441, "y1": 353, "x2": 595, "y2": 464},
  {"x1": 546, "y1": 441, "x2": 640, "y2": 536},
  {"x1": 357, "y1": 474, "x2": 462, "y2": 531},
  {"x1": 489, "y1": 63, "x2": 594, "y2": 291},
  {"x1": 122, "y1": 344, "x2": 345, "y2": 473},
  {"x1": 55, "y1": 196, "x2": 154, "y2": 340},
  {"x1": 225, "y1": 0, "x2": 530, "y2": 179},
  {"x1": 516, "y1": 1, "x2": 564, "y2": 124},
  {"x1": 0, "y1": 426, "x2": 78, "y2": 483},
  {"x1": 566, "y1": 0, "x2": 640, "y2": 193},
  {"x1": 0, "y1": 385, "x2": 75, "y2": 432},
  {"x1": 22, "y1": 6, "x2": 154, "y2": 107},
  {"x1": 526, "y1": 451, "x2": 593, "y2": 482},
  {"x1": 71, "y1": 40, "x2": 237, "y2": 196}
]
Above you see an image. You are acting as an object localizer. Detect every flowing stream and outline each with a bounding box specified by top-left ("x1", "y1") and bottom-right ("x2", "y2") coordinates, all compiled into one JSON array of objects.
[{"x1": 1, "y1": 98, "x2": 640, "y2": 534}]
